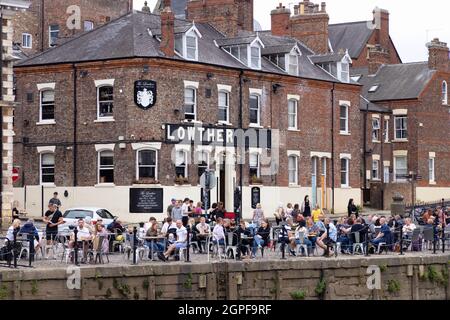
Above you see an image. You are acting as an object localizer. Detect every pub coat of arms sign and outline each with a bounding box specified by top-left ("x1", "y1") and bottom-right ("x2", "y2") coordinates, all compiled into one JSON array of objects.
[{"x1": 134, "y1": 80, "x2": 157, "y2": 110}]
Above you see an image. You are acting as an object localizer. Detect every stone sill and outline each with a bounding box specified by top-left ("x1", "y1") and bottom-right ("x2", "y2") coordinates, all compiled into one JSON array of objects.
[
  {"x1": 132, "y1": 184, "x2": 162, "y2": 188},
  {"x1": 36, "y1": 120, "x2": 56, "y2": 126},
  {"x1": 94, "y1": 183, "x2": 115, "y2": 188},
  {"x1": 41, "y1": 183, "x2": 56, "y2": 188},
  {"x1": 94, "y1": 118, "x2": 115, "y2": 123},
  {"x1": 339, "y1": 132, "x2": 351, "y2": 136},
  {"x1": 393, "y1": 139, "x2": 408, "y2": 143}
]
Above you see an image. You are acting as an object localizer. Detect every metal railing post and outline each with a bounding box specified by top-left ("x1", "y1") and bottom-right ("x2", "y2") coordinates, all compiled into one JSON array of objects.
[
  {"x1": 74, "y1": 228, "x2": 79, "y2": 266},
  {"x1": 399, "y1": 227, "x2": 404, "y2": 255},
  {"x1": 28, "y1": 233, "x2": 34, "y2": 266},
  {"x1": 185, "y1": 225, "x2": 191, "y2": 263},
  {"x1": 13, "y1": 230, "x2": 18, "y2": 268},
  {"x1": 132, "y1": 227, "x2": 137, "y2": 265}
]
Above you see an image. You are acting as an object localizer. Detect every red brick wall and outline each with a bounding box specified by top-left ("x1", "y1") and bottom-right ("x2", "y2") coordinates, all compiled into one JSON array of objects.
[{"x1": 14, "y1": 59, "x2": 361, "y2": 190}]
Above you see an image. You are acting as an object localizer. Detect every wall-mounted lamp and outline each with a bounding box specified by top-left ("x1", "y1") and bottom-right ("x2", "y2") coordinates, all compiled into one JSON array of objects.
[
  {"x1": 64, "y1": 190, "x2": 69, "y2": 198},
  {"x1": 206, "y1": 72, "x2": 214, "y2": 80},
  {"x1": 79, "y1": 71, "x2": 88, "y2": 78},
  {"x1": 174, "y1": 108, "x2": 181, "y2": 116},
  {"x1": 272, "y1": 83, "x2": 284, "y2": 93}
]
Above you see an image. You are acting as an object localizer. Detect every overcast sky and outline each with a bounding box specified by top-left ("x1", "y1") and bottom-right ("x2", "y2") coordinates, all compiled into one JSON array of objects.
[{"x1": 134, "y1": 0, "x2": 450, "y2": 63}]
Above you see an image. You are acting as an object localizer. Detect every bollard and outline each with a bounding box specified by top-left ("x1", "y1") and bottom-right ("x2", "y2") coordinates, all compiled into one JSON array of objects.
[
  {"x1": 433, "y1": 223, "x2": 437, "y2": 254},
  {"x1": 365, "y1": 226, "x2": 369, "y2": 256},
  {"x1": 74, "y1": 228, "x2": 79, "y2": 265},
  {"x1": 442, "y1": 225, "x2": 445, "y2": 253},
  {"x1": 13, "y1": 230, "x2": 18, "y2": 268},
  {"x1": 185, "y1": 225, "x2": 191, "y2": 263},
  {"x1": 399, "y1": 226, "x2": 404, "y2": 256},
  {"x1": 28, "y1": 233, "x2": 34, "y2": 267},
  {"x1": 236, "y1": 227, "x2": 241, "y2": 260},
  {"x1": 325, "y1": 224, "x2": 330, "y2": 256},
  {"x1": 280, "y1": 225, "x2": 286, "y2": 260},
  {"x1": 133, "y1": 227, "x2": 137, "y2": 265}
]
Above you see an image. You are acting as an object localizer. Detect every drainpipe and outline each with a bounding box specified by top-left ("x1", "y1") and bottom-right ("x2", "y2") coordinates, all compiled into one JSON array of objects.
[
  {"x1": 40, "y1": 0, "x2": 45, "y2": 52},
  {"x1": 238, "y1": 70, "x2": 244, "y2": 224},
  {"x1": 72, "y1": 64, "x2": 78, "y2": 186},
  {"x1": 363, "y1": 101, "x2": 368, "y2": 194},
  {"x1": 0, "y1": 13, "x2": 3, "y2": 225},
  {"x1": 331, "y1": 83, "x2": 335, "y2": 214}
]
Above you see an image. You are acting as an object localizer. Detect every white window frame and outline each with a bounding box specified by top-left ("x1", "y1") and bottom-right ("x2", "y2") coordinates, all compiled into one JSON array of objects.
[
  {"x1": 429, "y1": 154, "x2": 435, "y2": 184},
  {"x1": 249, "y1": 93, "x2": 261, "y2": 126},
  {"x1": 249, "y1": 153, "x2": 260, "y2": 179},
  {"x1": 98, "y1": 150, "x2": 114, "y2": 185},
  {"x1": 372, "y1": 117, "x2": 380, "y2": 142},
  {"x1": 196, "y1": 151, "x2": 209, "y2": 178},
  {"x1": 287, "y1": 48, "x2": 300, "y2": 76},
  {"x1": 40, "y1": 152, "x2": 55, "y2": 185},
  {"x1": 185, "y1": 30, "x2": 198, "y2": 61},
  {"x1": 175, "y1": 150, "x2": 188, "y2": 178},
  {"x1": 339, "y1": 104, "x2": 349, "y2": 134},
  {"x1": 218, "y1": 90, "x2": 230, "y2": 124},
  {"x1": 383, "y1": 166, "x2": 390, "y2": 183},
  {"x1": 22, "y1": 33, "x2": 32, "y2": 48},
  {"x1": 288, "y1": 98, "x2": 298, "y2": 130},
  {"x1": 394, "y1": 116, "x2": 408, "y2": 140},
  {"x1": 340, "y1": 157, "x2": 350, "y2": 187},
  {"x1": 372, "y1": 160, "x2": 380, "y2": 180},
  {"x1": 383, "y1": 118, "x2": 389, "y2": 142},
  {"x1": 184, "y1": 87, "x2": 197, "y2": 121},
  {"x1": 288, "y1": 155, "x2": 298, "y2": 185},
  {"x1": 97, "y1": 85, "x2": 114, "y2": 120},
  {"x1": 250, "y1": 45, "x2": 261, "y2": 70},
  {"x1": 394, "y1": 156, "x2": 408, "y2": 182},
  {"x1": 49, "y1": 24, "x2": 59, "y2": 47},
  {"x1": 39, "y1": 89, "x2": 56, "y2": 123},
  {"x1": 136, "y1": 149, "x2": 158, "y2": 181},
  {"x1": 442, "y1": 81, "x2": 448, "y2": 105},
  {"x1": 339, "y1": 62, "x2": 350, "y2": 83}
]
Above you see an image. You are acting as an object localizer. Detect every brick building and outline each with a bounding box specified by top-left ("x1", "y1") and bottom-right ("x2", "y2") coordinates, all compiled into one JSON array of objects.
[
  {"x1": 13, "y1": 1, "x2": 362, "y2": 222},
  {"x1": 0, "y1": 0, "x2": 30, "y2": 227},
  {"x1": 12, "y1": 0, "x2": 132, "y2": 56}
]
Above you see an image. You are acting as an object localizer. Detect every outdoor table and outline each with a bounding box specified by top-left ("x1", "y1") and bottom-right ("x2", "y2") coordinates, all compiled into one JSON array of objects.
[{"x1": 144, "y1": 236, "x2": 166, "y2": 261}]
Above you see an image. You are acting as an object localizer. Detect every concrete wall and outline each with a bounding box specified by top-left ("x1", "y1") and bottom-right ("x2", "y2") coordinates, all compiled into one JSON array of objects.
[
  {"x1": 13, "y1": 185, "x2": 361, "y2": 223},
  {"x1": 0, "y1": 255, "x2": 448, "y2": 300}
]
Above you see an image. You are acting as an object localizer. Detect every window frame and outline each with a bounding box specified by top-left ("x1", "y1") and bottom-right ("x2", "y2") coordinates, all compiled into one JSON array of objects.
[
  {"x1": 442, "y1": 81, "x2": 448, "y2": 105},
  {"x1": 340, "y1": 62, "x2": 350, "y2": 83},
  {"x1": 288, "y1": 155, "x2": 298, "y2": 185},
  {"x1": 288, "y1": 99, "x2": 298, "y2": 130},
  {"x1": 394, "y1": 156, "x2": 408, "y2": 182},
  {"x1": 97, "y1": 85, "x2": 114, "y2": 119},
  {"x1": 175, "y1": 150, "x2": 188, "y2": 178},
  {"x1": 339, "y1": 104, "x2": 349, "y2": 134},
  {"x1": 39, "y1": 89, "x2": 55, "y2": 122},
  {"x1": 372, "y1": 117, "x2": 380, "y2": 142},
  {"x1": 383, "y1": 118, "x2": 389, "y2": 142},
  {"x1": 249, "y1": 153, "x2": 260, "y2": 179},
  {"x1": 136, "y1": 149, "x2": 158, "y2": 181},
  {"x1": 429, "y1": 157, "x2": 435, "y2": 183},
  {"x1": 184, "y1": 87, "x2": 197, "y2": 121},
  {"x1": 394, "y1": 116, "x2": 408, "y2": 140},
  {"x1": 249, "y1": 94, "x2": 261, "y2": 126},
  {"x1": 40, "y1": 152, "x2": 55, "y2": 185},
  {"x1": 383, "y1": 166, "x2": 390, "y2": 183},
  {"x1": 218, "y1": 90, "x2": 230, "y2": 124},
  {"x1": 22, "y1": 33, "x2": 32, "y2": 48},
  {"x1": 185, "y1": 31, "x2": 198, "y2": 61},
  {"x1": 287, "y1": 52, "x2": 299, "y2": 76},
  {"x1": 340, "y1": 158, "x2": 349, "y2": 187},
  {"x1": 196, "y1": 151, "x2": 209, "y2": 179},
  {"x1": 372, "y1": 160, "x2": 380, "y2": 180},
  {"x1": 250, "y1": 45, "x2": 261, "y2": 70},
  {"x1": 49, "y1": 24, "x2": 59, "y2": 47},
  {"x1": 98, "y1": 150, "x2": 115, "y2": 184}
]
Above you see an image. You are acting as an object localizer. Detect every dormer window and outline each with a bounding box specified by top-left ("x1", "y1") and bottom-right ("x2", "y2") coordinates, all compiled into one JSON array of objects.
[
  {"x1": 314, "y1": 50, "x2": 352, "y2": 83},
  {"x1": 340, "y1": 62, "x2": 350, "y2": 83},
  {"x1": 173, "y1": 26, "x2": 201, "y2": 61},
  {"x1": 250, "y1": 46, "x2": 261, "y2": 69},
  {"x1": 221, "y1": 36, "x2": 264, "y2": 70},
  {"x1": 288, "y1": 52, "x2": 299, "y2": 76},
  {"x1": 266, "y1": 46, "x2": 301, "y2": 76}
]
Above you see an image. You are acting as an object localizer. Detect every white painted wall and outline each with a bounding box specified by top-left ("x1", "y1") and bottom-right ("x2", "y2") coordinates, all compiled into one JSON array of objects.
[
  {"x1": 13, "y1": 185, "x2": 361, "y2": 223},
  {"x1": 416, "y1": 187, "x2": 450, "y2": 203}
]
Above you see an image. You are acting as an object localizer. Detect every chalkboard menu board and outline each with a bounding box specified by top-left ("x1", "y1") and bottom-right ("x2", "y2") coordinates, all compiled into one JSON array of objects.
[
  {"x1": 130, "y1": 188, "x2": 163, "y2": 213},
  {"x1": 251, "y1": 187, "x2": 260, "y2": 209}
]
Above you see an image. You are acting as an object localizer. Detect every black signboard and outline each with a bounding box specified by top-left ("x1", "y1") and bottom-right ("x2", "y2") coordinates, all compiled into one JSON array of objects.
[
  {"x1": 134, "y1": 80, "x2": 157, "y2": 110},
  {"x1": 130, "y1": 188, "x2": 163, "y2": 213},
  {"x1": 251, "y1": 187, "x2": 261, "y2": 209}
]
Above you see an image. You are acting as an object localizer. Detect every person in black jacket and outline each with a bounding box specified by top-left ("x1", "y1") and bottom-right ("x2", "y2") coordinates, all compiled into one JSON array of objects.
[
  {"x1": 251, "y1": 220, "x2": 271, "y2": 257},
  {"x1": 347, "y1": 199, "x2": 358, "y2": 218},
  {"x1": 234, "y1": 220, "x2": 252, "y2": 258}
]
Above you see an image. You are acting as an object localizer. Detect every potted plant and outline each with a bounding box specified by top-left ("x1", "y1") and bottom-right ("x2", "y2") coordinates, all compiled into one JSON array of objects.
[
  {"x1": 174, "y1": 176, "x2": 189, "y2": 185},
  {"x1": 133, "y1": 178, "x2": 160, "y2": 185},
  {"x1": 250, "y1": 175, "x2": 263, "y2": 185}
]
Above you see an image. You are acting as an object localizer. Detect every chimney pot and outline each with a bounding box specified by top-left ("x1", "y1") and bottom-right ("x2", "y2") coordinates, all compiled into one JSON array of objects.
[{"x1": 321, "y1": 2, "x2": 326, "y2": 12}]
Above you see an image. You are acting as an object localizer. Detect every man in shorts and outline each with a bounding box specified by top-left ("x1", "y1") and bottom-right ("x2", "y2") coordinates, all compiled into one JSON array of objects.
[
  {"x1": 159, "y1": 220, "x2": 187, "y2": 261},
  {"x1": 43, "y1": 203, "x2": 64, "y2": 257}
]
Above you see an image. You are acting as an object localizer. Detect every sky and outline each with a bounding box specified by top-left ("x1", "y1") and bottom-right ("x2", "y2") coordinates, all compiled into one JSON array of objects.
[{"x1": 134, "y1": 0, "x2": 450, "y2": 63}]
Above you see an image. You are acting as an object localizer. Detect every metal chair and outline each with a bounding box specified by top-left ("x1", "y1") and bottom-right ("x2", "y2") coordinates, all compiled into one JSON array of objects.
[
  {"x1": 93, "y1": 235, "x2": 109, "y2": 264},
  {"x1": 225, "y1": 232, "x2": 237, "y2": 260},
  {"x1": 296, "y1": 232, "x2": 309, "y2": 256},
  {"x1": 352, "y1": 232, "x2": 365, "y2": 255},
  {"x1": 422, "y1": 227, "x2": 435, "y2": 250}
]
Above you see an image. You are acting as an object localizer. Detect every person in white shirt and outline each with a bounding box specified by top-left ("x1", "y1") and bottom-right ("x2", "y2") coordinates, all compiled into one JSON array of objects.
[
  {"x1": 196, "y1": 217, "x2": 211, "y2": 253},
  {"x1": 143, "y1": 217, "x2": 157, "y2": 233},
  {"x1": 161, "y1": 220, "x2": 187, "y2": 261},
  {"x1": 161, "y1": 217, "x2": 177, "y2": 236},
  {"x1": 402, "y1": 218, "x2": 416, "y2": 234},
  {"x1": 69, "y1": 219, "x2": 92, "y2": 262},
  {"x1": 212, "y1": 217, "x2": 226, "y2": 246},
  {"x1": 181, "y1": 198, "x2": 190, "y2": 226}
]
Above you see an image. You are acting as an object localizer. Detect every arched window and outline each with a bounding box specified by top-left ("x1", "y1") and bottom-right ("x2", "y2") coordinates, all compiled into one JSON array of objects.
[
  {"x1": 442, "y1": 81, "x2": 448, "y2": 105},
  {"x1": 288, "y1": 155, "x2": 298, "y2": 185},
  {"x1": 137, "y1": 149, "x2": 157, "y2": 180},
  {"x1": 98, "y1": 150, "x2": 114, "y2": 183},
  {"x1": 40, "y1": 153, "x2": 55, "y2": 184}
]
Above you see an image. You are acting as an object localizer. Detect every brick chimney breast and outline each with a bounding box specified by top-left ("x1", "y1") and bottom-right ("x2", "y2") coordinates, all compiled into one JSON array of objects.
[
  {"x1": 427, "y1": 38, "x2": 450, "y2": 71},
  {"x1": 271, "y1": 3, "x2": 291, "y2": 37},
  {"x1": 367, "y1": 44, "x2": 390, "y2": 75},
  {"x1": 160, "y1": 1, "x2": 175, "y2": 58}
]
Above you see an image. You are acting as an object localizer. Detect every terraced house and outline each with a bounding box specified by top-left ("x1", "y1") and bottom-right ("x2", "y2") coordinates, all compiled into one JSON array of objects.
[{"x1": 12, "y1": 0, "x2": 363, "y2": 222}]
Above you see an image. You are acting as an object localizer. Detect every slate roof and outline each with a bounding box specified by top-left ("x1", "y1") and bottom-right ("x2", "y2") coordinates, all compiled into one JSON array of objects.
[
  {"x1": 328, "y1": 21, "x2": 373, "y2": 59},
  {"x1": 359, "y1": 62, "x2": 435, "y2": 101},
  {"x1": 309, "y1": 52, "x2": 346, "y2": 64},
  {"x1": 359, "y1": 96, "x2": 391, "y2": 113},
  {"x1": 17, "y1": 11, "x2": 344, "y2": 83}
]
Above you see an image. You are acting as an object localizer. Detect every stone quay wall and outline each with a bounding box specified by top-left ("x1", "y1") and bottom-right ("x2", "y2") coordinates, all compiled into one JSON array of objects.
[{"x1": 0, "y1": 255, "x2": 449, "y2": 300}]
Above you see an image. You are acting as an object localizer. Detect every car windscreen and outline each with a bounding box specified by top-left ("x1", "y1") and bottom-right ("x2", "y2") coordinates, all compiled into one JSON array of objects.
[
  {"x1": 63, "y1": 210, "x2": 93, "y2": 219},
  {"x1": 97, "y1": 209, "x2": 114, "y2": 220}
]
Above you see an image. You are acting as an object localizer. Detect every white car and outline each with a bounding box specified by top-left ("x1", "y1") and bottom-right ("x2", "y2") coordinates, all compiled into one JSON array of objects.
[{"x1": 58, "y1": 207, "x2": 116, "y2": 235}]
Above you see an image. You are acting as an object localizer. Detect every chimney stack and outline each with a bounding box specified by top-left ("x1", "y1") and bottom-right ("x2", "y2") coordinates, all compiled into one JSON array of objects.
[
  {"x1": 271, "y1": 3, "x2": 291, "y2": 37},
  {"x1": 367, "y1": 45, "x2": 390, "y2": 75},
  {"x1": 427, "y1": 38, "x2": 449, "y2": 71},
  {"x1": 373, "y1": 7, "x2": 390, "y2": 50},
  {"x1": 160, "y1": 0, "x2": 175, "y2": 58}
]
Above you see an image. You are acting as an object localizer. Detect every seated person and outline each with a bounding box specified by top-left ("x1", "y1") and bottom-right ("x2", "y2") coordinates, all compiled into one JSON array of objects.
[
  {"x1": 160, "y1": 220, "x2": 187, "y2": 261},
  {"x1": 316, "y1": 218, "x2": 337, "y2": 257},
  {"x1": 337, "y1": 218, "x2": 352, "y2": 253},
  {"x1": 305, "y1": 217, "x2": 319, "y2": 250},
  {"x1": 69, "y1": 219, "x2": 93, "y2": 261},
  {"x1": 195, "y1": 217, "x2": 210, "y2": 253},
  {"x1": 18, "y1": 218, "x2": 41, "y2": 257},
  {"x1": 145, "y1": 221, "x2": 164, "y2": 256},
  {"x1": 402, "y1": 218, "x2": 416, "y2": 234},
  {"x1": 92, "y1": 222, "x2": 109, "y2": 254},
  {"x1": 161, "y1": 217, "x2": 177, "y2": 236},
  {"x1": 370, "y1": 217, "x2": 392, "y2": 251},
  {"x1": 290, "y1": 220, "x2": 312, "y2": 256},
  {"x1": 212, "y1": 217, "x2": 226, "y2": 246},
  {"x1": 251, "y1": 219, "x2": 271, "y2": 258},
  {"x1": 277, "y1": 218, "x2": 293, "y2": 253},
  {"x1": 233, "y1": 220, "x2": 252, "y2": 258}
]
